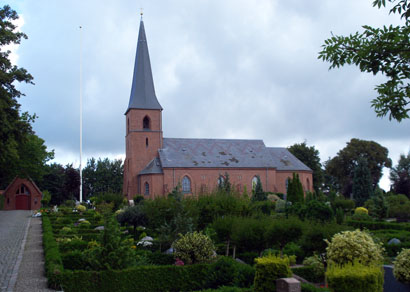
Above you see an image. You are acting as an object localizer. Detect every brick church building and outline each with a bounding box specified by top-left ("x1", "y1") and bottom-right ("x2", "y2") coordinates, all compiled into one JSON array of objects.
[{"x1": 123, "y1": 19, "x2": 312, "y2": 199}]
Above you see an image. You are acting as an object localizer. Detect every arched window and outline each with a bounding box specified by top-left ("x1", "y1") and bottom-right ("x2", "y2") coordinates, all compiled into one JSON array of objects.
[
  {"x1": 285, "y1": 178, "x2": 290, "y2": 191},
  {"x1": 143, "y1": 116, "x2": 150, "y2": 130},
  {"x1": 306, "y1": 178, "x2": 310, "y2": 191},
  {"x1": 144, "y1": 182, "x2": 150, "y2": 195},
  {"x1": 146, "y1": 137, "x2": 149, "y2": 147},
  {"x1": 182, "y1": 176, "x2": 191, "y2": 194},
  {"x1": 127, "y1": 118, "x2": 130, "y2": 133},
  {"x1": 252, "y1": 176, "x2": 258, "y2": 191},
  {"x1": 217, "y1": 175, "x2": 224, "y2": 187}
]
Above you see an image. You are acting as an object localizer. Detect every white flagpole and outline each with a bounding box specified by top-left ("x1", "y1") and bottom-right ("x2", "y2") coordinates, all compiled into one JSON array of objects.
[{"x1": 79, "y1": 25, "x2": 83, "y2": 203}]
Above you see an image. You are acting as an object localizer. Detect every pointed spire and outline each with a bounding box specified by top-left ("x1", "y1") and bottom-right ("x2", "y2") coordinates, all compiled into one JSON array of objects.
[{"x1": 126, "y1": 19, "x2": 162, "y2": 114}]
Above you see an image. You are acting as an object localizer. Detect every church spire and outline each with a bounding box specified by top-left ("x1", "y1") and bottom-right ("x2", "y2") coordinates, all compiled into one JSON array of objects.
[{"x1": 126, "y1": 19, "x2": 162, "y2": 114}]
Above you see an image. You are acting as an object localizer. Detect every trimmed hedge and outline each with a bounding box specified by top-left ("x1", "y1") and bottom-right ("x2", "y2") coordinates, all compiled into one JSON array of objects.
[
  {"x1": 59, "y1": 264, "x2": 212, "y2": 292},
  {"x1": 301, "y1": 283, "x2": 330, "y2": 292},
  {"x1": 346, "y1": 220, "x2": 410, "y2": 231},
  {"x1": 254, "y1": 256, "x2": 292, "y2": 292},
  {"x1": 42, "y1": 215, "x2": 64, "y2": 289},
  {"x1": 326, "y1": 263, "x2": 384, "y2": 292},
  {"x1": 292, "y1": 266, "x2": 324, "y2": 283}
]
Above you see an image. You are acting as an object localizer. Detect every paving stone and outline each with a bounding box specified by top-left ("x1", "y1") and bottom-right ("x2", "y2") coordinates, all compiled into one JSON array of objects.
[{"x1": 0, "y1": 211, "x2": 31, "y2": 292}]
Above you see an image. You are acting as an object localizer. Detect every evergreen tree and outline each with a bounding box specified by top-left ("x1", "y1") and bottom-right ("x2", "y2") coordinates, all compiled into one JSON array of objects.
[
  {"x1": 287, "y1": 173, "x2": 304, "y2": 204},
  {"x1": 390, "y1": 152, "x2": 410, "y2": 199},
  {"x1": 251, "y1": 175, "x2": 266, "y2": 202},
  {"x1": 352, "y1": 157, "x2": 374, "y2": 206}
]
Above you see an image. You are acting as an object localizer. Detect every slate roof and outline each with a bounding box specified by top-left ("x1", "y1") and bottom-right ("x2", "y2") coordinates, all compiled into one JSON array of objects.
[
  {"x1": 266, "y1": 147, "x2": 311, "y2": 171},
  {"x1": 139, "y1": 157, "x2": 163, "y2": 175},
  {"x1": 126, "y1": 20, "x2": 162, "y2": 114},
  {"x1": 157, "y1": 138, "x2": 311, "y2": 171}
]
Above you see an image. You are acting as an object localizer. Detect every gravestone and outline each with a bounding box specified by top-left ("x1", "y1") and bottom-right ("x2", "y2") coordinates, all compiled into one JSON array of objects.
[{"x1": 276, "y1": 277, "x2": 301, "y2": 292}]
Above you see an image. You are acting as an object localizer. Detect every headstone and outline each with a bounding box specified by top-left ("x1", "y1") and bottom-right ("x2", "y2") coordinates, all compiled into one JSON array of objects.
[
  {"x1": 388, "y1": 238, "x2": 401, "y2": 245},
  {"x1": 94, "y1": 226, "x2": 104, "y2": 231},
  {"x1": 276, "y1": 277, "x2": 301, "y2": 292}
]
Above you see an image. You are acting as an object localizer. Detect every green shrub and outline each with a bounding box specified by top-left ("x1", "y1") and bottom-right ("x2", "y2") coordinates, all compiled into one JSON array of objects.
[
  {"x1": 346, "y1": 219, "x2": 410, "y2": 231},
  {"x1": 75, "y1": 204, "x2": 86, "y2": 212},
  {"x1": 235, "y1": 263, "x2": 255, "y2": 288},
  {"x1": 393, "y1": 248, "x2": 410, "y2": 283},
  {"x1": 304, "y1": 200, "x2": 334, "y2": 222},
  {"x1": 301, "y1": 283, "x2": 331, "y2": 292},
  {"x1": 294, "y1": 254, "x2": 325, "y2": 283},
  {"x1": 59, "y1": 264, "x2": 212, "y2": 292},
  {"x1": 326, "y1": 262, "x2": 384, "y2": 292},
  {"x1": 236, "y1": 252, "x2": 258, "y2": 265},
  {"x1": 57, "y1": 236, "x2": 88, "y2": 253},
  {"x1": 146, "y1": 251, "x2": 175, "y2": 265},
  {"x1": 254, "y1": 255, "x2": 292, "y2": 292},
  {"x1": 326, "y1": 229, "x2": 384, "y2": 266},
  {"x1": 84, "y1": 217, "x2": 136, "y2": 270},
  {"x1": 351, "y1": 212, "x2": 372, "y2": 221},
  {"x1": 332, "y1": 198, "x2": 355, "y2": 213},
  {"x1": 250, "y1": 200, "x2": 276, "y2": 215},
  {"x1": 172, "y1": 231, "x2": 215, "y2": 265},
  {"x1": 292, "y1": 265, "x2": 324, "y2": 283},
  {"x1": 386, "y1": 242, "x2": 410, "y2": 257},
  {"x1": 209, "y1": 257, "x2": 238, "y2": 288},
  {"x1": 61, "y1": 250, "x2": 89, "y2": 270},
  {"x1": 283, "y1": 242, "x2": 304, "y2": 263},
  {"x1": 42, "y1": 215, "x2": 64, "y2": 289},
  {"x1": 55, "y1": 216, "x2": 72, "y2": 225},
  {"x1": 335, "y1": 207, "x2": 344, "y2": 224}
]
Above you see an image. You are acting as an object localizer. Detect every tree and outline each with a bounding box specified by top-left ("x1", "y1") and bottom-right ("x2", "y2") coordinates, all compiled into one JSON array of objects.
[
  {"x1": 38, "y1": 163, "x2": 65, "y2": 205},
  {"x1": 264, "y1": 218, "x2": 303, "y2": 256},
  {"x1": 325, "y1": 138, "x2": 391, "y2": 197},
  {"x1": 390, "y1": 151, "x2": 410, "y2": 198},
  {"x1": 287, "y1": 173, "x2": 304, "y2": 204},
  {"x1": 117, "y1": 205, "x2": 147, "y2": 239},
  {"x1": 352, "y1": 157, "x2": 374, "y2": 206},
  {"x1": 319, "y1": 0, "x2": 410, "y2": 121},
  {"x1": 0, "y1": 5, "x2": 53, "y2": 188},
  {"x1": 288, "y1": 142, "x2": 324, "y2": 193},
  {"x1": 251, "y1": 175, "x2": 266, "y2": 202},
  {"x1": 82, "y1": 157, "x2": 124, "y2": 197}
]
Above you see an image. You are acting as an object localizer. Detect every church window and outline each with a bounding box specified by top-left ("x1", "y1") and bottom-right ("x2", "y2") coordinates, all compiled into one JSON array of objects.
[
  {"x1": 307, "y1": 178, "x2": 310, "y2": 191},
  {"x1": 252, "y1": 176, "x2": 258, "y2": 191},
  {"x1": 218, "y1": 175, "x2": 224, "y2": 187},
  {"x1": 286, "y1": 178, "x2": 290, "y2": 191},
  {"x1": 127, "y1": 118, "x2": 129, "y2": 133},
  {"x1": 146, "y1": 138, "x2": 149, "y2": 147},
  {"x1": 144, "y1": 182, "x2": 150, "y2": 195},
  {"x1": 182, "y1": 176, "x2": 191, "y2": 193},
  {"x1": 143, "y1": 116, "x2": 150, "y2": 130}
]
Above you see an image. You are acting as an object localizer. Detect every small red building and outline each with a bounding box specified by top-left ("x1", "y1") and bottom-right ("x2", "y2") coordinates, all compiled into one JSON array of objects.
[{"x1": 2, "y1": 177, "x2": 42, "y2": 210}]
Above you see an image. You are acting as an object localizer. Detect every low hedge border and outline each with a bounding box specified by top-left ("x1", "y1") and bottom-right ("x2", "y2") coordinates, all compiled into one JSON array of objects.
[
  {"x1": 59, "y1": 264, "x2": 212, "y2": 292},
  {"x1": 42, "y1": 215, "x2": 64, "y2": 289},
  {"x1": 326, "y1": 263, "x2": 384, "y2": 292},
  {"x1": 292, "y1": 266, "x2": 324, "y2": 283},
  {"x1": 346, "y1": 220, "x2": 410, "y2": 231}
]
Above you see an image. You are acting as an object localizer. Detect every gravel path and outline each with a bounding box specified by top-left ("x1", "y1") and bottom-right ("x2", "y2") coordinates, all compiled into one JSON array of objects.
[{"x1": 0, "y1": 211, "x2": 31, "y2": 292}]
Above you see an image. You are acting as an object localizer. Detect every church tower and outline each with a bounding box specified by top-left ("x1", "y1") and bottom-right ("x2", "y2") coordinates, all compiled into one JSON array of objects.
[{"x1": 123, "y1": 18, "x2": 163, "y2": 199}]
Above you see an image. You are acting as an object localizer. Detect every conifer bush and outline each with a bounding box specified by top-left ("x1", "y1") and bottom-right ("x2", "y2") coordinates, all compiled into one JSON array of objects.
[{"x1": 393, "y1": 248, "x2": 410, "y2": 283}]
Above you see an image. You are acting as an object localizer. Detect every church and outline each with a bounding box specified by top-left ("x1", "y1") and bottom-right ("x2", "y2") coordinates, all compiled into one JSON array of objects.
[{"x1": 123, "y1": 19, "x2": 313, "y2": 199}]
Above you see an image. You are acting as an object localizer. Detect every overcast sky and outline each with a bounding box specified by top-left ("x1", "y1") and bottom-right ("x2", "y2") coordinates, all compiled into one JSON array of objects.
[{"x1": 6, "y1": 0, "x2": 410, "y2": 190}]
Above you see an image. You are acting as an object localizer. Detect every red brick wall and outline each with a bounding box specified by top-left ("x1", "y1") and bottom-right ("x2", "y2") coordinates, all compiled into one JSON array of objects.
[{"x1": 123, "y1": 109, "x2": 163, "y2": 199}]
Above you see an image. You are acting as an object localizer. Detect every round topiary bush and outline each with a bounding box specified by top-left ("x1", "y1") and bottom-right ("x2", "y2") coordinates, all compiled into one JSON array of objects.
[
  {"x1": 393, "y1": 249, "x2": 410, "y2": 283},
  {"x1": 354, "y1": 207, "x2": 368, "y2": 215},
  {"x1": 172, "y1": 231, "x2": 215, "y2": 265},
  {"x1": 326, "y1": 229, "x2": 384, "y2": 266}
]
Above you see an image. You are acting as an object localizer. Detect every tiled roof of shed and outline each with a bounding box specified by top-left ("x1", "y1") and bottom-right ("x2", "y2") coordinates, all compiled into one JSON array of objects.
[{"x1": 158, "y1": 138, "x2": 311, "y2": 171}]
